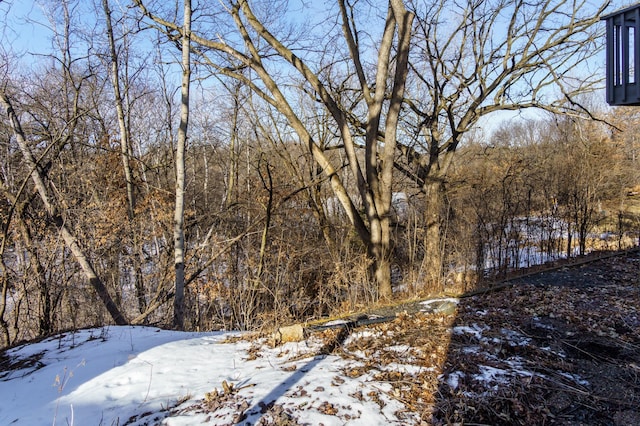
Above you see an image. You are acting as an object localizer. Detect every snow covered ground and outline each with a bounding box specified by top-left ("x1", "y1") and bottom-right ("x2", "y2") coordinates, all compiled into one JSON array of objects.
[{"x1": 0, "y1": 325, "x2": 419, "y2": 425}]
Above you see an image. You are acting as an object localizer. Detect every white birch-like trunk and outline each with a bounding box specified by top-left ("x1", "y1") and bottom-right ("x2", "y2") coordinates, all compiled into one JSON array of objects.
[{"x1": 173, "y1": 0, "x2": 191, "y2": 329}]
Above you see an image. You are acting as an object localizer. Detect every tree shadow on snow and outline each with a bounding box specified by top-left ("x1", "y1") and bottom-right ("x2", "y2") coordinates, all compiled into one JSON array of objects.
[{"x1": 242, "y1": 326, "x2": 352, "y2": 423}]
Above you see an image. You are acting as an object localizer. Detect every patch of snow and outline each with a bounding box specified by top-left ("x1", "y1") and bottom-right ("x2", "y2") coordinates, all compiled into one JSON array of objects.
[
  {"x1": 323, "y1": 319, "x2": 352, "y2": 326},
  {"x1": 420, "y1": 297, "x2": 460, "y2": 307},
  {"x1": 386, "y1": 345, "x2": 412, "y2": 354},
  {"x1": 462, "y1": 345, "x2": 482, "y2": 354},
  {"x1": 474, "y1": 365, "x2": 511, "y2": 386},
  {"x1": 420, "y1": 298, "x2": 460, "y2": 314},
  {"x1": 558, "y1": 371, "x2": 590, "y2": 386},
  {"x1": 381, "y1": 362, "x2": 434, "y2": 376},
  {"x1": 500, "y1": 328, "x2": 532, "y2": 346},
  {"x1": 539, "y1": 346, "x2": 566, "y2": 358},
  {"x1": 453, "y1": 323, "x2": 490, "y2": 340},
  {"x1": 0, "y1": 326, "x2": 415, "y2": 425},
  {"x1": 346, "y1": 330, "x2": 383, "y2": 341},
  {"x1": 532, "y1": 316, "x2": 556, "y2": 330},
  {"x1": 446, "y1": 371, "x2": 465, "y2": 390}
]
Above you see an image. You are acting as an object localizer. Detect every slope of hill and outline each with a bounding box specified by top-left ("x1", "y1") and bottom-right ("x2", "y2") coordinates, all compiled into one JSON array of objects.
[{"x1": 1, "y1": 250, "x2": 638, "y2": 425}]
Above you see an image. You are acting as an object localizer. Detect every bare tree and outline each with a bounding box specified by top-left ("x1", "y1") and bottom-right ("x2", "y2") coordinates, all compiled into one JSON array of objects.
[
  {"x1": 101, "y1": 0, "x2": 148, "y2": 314},
  {"x1": 133, "y1": 0, "x2": 612, "y2": 296},
  {"x1": 393, "y1": 0, "x2": 611, "y2": 285},
  {"x1": 0, "y1": 91, "x2": 127, "y2": 325},
  {"x1": 134, "y1": 0, "x2": 414, "y2": 299}
]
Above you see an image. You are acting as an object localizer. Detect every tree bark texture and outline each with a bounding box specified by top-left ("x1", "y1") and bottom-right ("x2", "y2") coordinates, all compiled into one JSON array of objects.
[
  {"x1": 422, "y1": 182, "x2": 445, "y2": 286},
  {"x1": 173, "y1": 0, "x2": 191, "y2": 330}
]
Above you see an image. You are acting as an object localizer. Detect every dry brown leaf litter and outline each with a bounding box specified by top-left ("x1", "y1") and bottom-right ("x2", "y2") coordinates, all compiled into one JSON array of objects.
[{"x1": 434, "y1": 251, "x2": 640, "y2": 425}]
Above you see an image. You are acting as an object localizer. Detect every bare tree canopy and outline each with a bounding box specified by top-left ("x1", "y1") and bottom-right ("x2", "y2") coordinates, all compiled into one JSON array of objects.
[
  {"x1": 402, "y1": 0, "x2": 610, "y2": 184},
  {"x1": 133, "y1": 0, "x2": 612, "y2": 293}
]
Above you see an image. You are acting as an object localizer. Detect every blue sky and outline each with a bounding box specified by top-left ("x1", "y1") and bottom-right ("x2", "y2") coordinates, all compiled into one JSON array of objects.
[
  {"x1": 1, "y1": 1, "x2": 51, "y2": 56},
  {"x1": 0, "y1": 0, "x2": 627, "y2": 129},
  {"x1": 4, "y1": 0, "x2": 629, "y2": 57},
  {"x1": 1, "y1": 0, "x2": 106, "y2": 60}
]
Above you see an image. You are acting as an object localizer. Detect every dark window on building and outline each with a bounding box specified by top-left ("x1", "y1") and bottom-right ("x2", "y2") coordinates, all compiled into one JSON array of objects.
[{"x1": 603, "y1": 5, "x2": 640, "y2": 106}]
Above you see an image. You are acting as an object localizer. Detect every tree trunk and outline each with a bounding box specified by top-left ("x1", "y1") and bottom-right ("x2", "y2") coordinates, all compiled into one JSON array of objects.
[
  {"x1": 366, "y1": 199, "x2": 393, "y2": 299},
  {"x1": 0, "y1": 187, "x2": 13, "y2": 345},
  {"x1": 173, "y1": 0, "x2": 191, "y2": 330},
  {"x1": 370, "y1": 245, "x2": 392, "y2": 299},
  {"x1": 225, "y1": 83, "x2": 241, "y2": 209},
  {"x1": 102, "y1": 0, "x2": 147, "y2": 314},
  {"x1": 1, "y1": 92, "x2": 128, "y2": 326},
  {"x1": 0, "y1": 270, "x2": 9, "y2": 346},
  {"x1": 423, "y1": 182, "x2": 444, "y2": 287},
  {"x1": 256, "y1": 158, "x2": 273, "y2": 280},
  {"x1": 19, "y1": 216, "x2": 53, "y2": 336}
]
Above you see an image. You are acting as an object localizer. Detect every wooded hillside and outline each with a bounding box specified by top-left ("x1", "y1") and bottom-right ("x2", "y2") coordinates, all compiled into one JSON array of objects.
[{"x1": 0, "y1": 0, "x2": 638, "y2": 347}]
